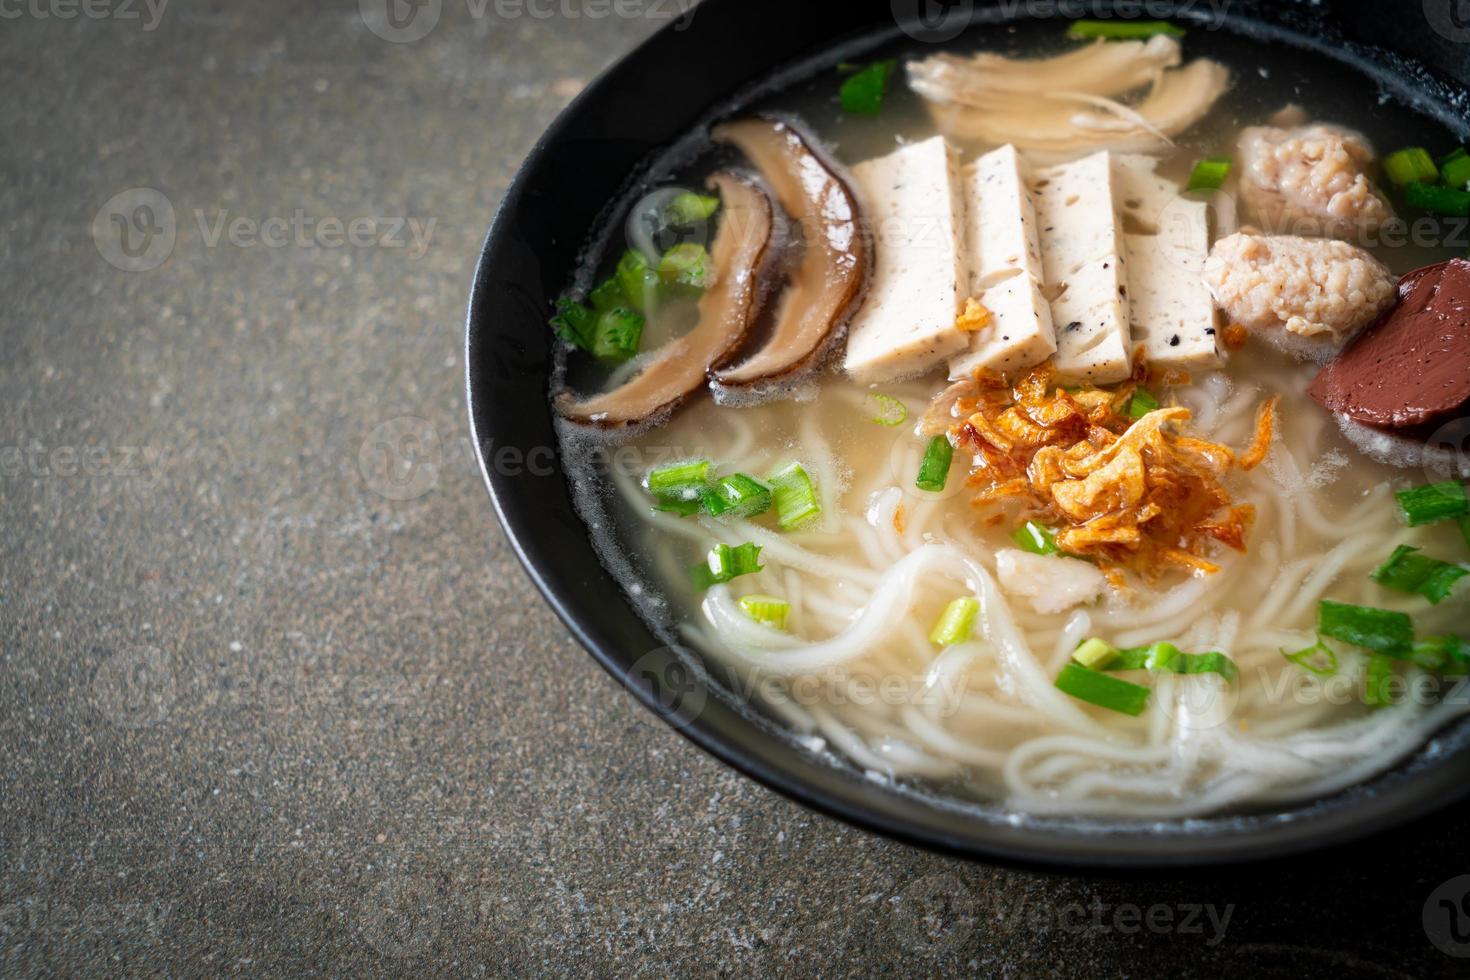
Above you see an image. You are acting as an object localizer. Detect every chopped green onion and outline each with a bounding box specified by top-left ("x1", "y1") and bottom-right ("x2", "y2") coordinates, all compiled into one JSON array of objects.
[
  {"x1": 588, "y1": 276, "x2": 625, "y2": 312},
  {"x1": 1317, "y1": 599, "x2": 1414, "y2": 656},
  {"x1": 1412, "y1": 635, "x2": 1470, "y2": 673},
  {"x1": 647, "y1": 459, "x2": 711, "y2": 499},
  {"x1": 1072, "y1": 637, "x2": 1118, "y2": 669},
  {"x1": 1079, "y1": 640, "x2": 1238, "y2": 680},
  {"x1": 700, "y1": 473, "x2": 772, "y2": 520},
  {"x1": 839, "y1": 59, "x2": 897, "y2": 116},
  {"x1": 1066, "y1": 19, "x2": 1184, "y2": 40},
  {"x1": 868, "y1": 393, "x2": 908, "y2": 427},
  {"x1": 1282, "y1": 637, "x2": 1339, "y2": 677},
  {"x1": 1395, "y1": 480, "x2": 1469, "y2": 526},
  {"x1": 1186, "y1": 156, "x2": 1232, "y2": 192},
  {"x1": 665, "y1": 191, "x2": 720, "y2": 226},
  {"x1": 1054, "y1": 663, "x2": 1151, "y2": 717},
  {"x1": 1363, "y1": 654, "x2": 1396, "y2": 707},
  {"x1": 591, "y1": 306, "x2": 644, "y2": 361},
  {"x1": 654, "y1": 496, "x2": 702, "y2": 517},
  {"x1": 915, "y1": 435, "x2": 954, "y2": 493},
  {"x1": 929, "y1": 597, "x2": 979, "y2": 647},
  {"x1": 1383, "y1": 146, "x2": 1440, "y2": 186},
  {"x1": 549, "y1": 297, "x2": 596, "y2": 350},
  {"x1": 739, "y1": 594, "x2": 790, "y2": 629},
  {"x1": 1013, "y1": 521, "x2": 1061, "y2": 556},
  {"x1": 1370, "y1": 545, "x2": 1469, "y2": 604},
  {"x1": 1404, "y1": 180, "x2": 1470, "y2": 217},
  {"x1": 657, "y1": 243, "x2": 710, "y2": 291},
  {"x1": 1126, "y1": 386, "x2": 1160, "y2": 419},
  {"x1": 1440, "y1": 147, "x2": 1470, "y2": 190},
  {"x1": 616, "y1": 249, "x2": 660, "y2": 313},
  {"x1": 692, "y1": 542, "x2": 763, "y2": 590},
  {"x1": 767, "y1": 462, "x2": 822, "y2": 530}
]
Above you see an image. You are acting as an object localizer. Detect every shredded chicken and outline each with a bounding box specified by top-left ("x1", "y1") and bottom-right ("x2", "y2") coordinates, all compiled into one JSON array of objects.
[{"x1": 941, "y1": 363, "x2": 1272, "y2": 579}]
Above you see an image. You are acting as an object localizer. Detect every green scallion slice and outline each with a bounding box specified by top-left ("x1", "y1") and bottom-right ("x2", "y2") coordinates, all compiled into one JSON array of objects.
[
  {"x1": 1282, "y1": 637, "x2": 1339, "y2": 677},
  {"x1": 739, "y1": 594, "x2": 790, "y2": 629},
  {"x1": 1404, "y1": 180, "x2": 1470, "y2": 217},
  {"x1": 1012, "y1": 521, "x2": 1061, "y2": 556},
  {"x1": 868, "y1": 393, "x2": 908, "y2": 427},
  {"x1": 929, "y1": 597, "x2": 979, "y2": 647},
  {"x1": 839, "y1": 59, "x2": 897, "y2": 116},
  {"x1": 588, "y1": 276, "x2": 626, "y2": 313},
  {"x1": 1066, "y1": 19, "x2": 1184, "y2": 40},
  {"x1": 1370, "y1": 544, "x2": 1469, "y2": 604},
  {"x1": 700, "y1": 473, "x2": 773, "y2": 520},
  {"x1": 549, "y1": 297, "x2": 597, "y2": 351},
  {"x1": 654, "y1": 496, "x2": 702, "y2": 517},
  {"x1": 915, "y1": 435, "x2": 954, "y2": 493},
  {"x1": 1363, "y1": 654, "x2": 1396, "y2": 707},
  {"x1": 1440, "y1": 147, "x2": 1470, "y2": 190},
  {"x1": 1054, "y1": 663, "x2": 1151, "y2": 717},
  {"x1": 1072, "y1": 637, "x2": 1118, "y2": 669},
  {"x1": 692, "y1": 542, "x2": 763, "y2": 590},
  {"x1": 1186, "y1": 156, "x2": 1232, "y2": 192},
  {"x1": 1412, "y1": 635, "x2": 1470, "y2": 674},
  {"x1": 1383, "y1": 146, "x2": 1440, "y2": 186},
  {"x1": 665, "y1": 191, "x2": 720, "y2": 226},
  {"x1": 1095, "y1": 641, "x2": 1239, "y2": 680},
  {"x1": 1395, "y1": 481, "x2": 1469, "y2": 526},
  {"x1": 767, "y1": 462, "x2": 822, "y2": 530},
  {"x1": 1317, "y1": 599, "x2": 1414, "y2": 656},
  {"x1": 657, "y1": 243, "x2": 710, "y2": 291},
  {"x1": 1126, "y1": 386, "x2": 1160, "y2": 419},
  {"x1": 591, "y1": 306, "x2": 644, "y2": 362},
  {"x1": 616, "y1": 249, "x2": 660, "y2": 313},
  {"x1": 647, "y1": 460, "x2": 711, "y2": 499}
]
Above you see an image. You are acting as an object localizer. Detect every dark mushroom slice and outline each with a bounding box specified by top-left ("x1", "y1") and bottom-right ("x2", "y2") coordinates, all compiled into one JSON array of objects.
[
  {"x1": 555, "y1": 172, "x2": 776, "y2": 429},
  {"x1": 709, "y1": 117, "x2": 870, "y2": 392}
]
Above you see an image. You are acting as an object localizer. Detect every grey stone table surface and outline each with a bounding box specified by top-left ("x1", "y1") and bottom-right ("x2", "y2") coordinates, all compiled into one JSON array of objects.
[{"x1": 2, "y1": 2, "x2": 1467, "y2": 976}]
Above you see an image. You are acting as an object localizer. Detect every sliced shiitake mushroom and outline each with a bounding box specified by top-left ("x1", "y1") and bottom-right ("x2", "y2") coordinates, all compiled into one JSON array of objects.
[
  {"x1": 554, "y1": 171, "x2": 776, "y2": 429},
  {"x1": 709, "y1": 117, "x2": 869, "y2": 393}
]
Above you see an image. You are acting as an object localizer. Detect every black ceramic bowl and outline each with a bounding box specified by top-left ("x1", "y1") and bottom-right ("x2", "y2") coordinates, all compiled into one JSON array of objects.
[{"x1": 467, "y1": 0, "x2": 1470, "y2": 868}]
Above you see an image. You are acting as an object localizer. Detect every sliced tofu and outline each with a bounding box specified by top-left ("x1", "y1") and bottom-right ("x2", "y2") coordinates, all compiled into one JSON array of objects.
[
  {"x1": 966, "y1": 144, "x2": 1045, "y2": 289},
  {"x1": 1113, "y1": 153, "x2": 1181, "y2": 233},
  {"x1": 949, "y1": 273, "x2": 1056, "y2": 379},
  {"x1": 949, "y1": 144, "x2": 1057, "y2": 379},
  {"x1": 844, "y1": 136, "x2": 969, "y2": 384},
  {"x1": 1033, "y1": 151, "x2": 1133, "y2": 383},
  {"x1": 1124, "y1": 199, "x2": 1222, "y2": 369}
]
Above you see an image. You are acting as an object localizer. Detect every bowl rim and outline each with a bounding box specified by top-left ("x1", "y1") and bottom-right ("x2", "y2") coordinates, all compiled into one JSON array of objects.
[{"x1": 465, "y1": 0, "x2": 1470, "y2": 870}]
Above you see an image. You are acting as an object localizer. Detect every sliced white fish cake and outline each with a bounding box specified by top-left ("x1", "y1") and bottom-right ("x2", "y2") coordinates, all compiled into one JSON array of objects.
[
  {"x1": 1033, "y1": 151, "x2": 1132, "y2": 383},
  {"x1": 1124, "y1": 198, "x2": 1222, "y2": 369},
  {"x1": 949, "y1": 273, "x2": 1057, "y2": 379},
  {"x1": 949, "y1": 144, "x2": 1056, "y2": 379},
  {"x1": 844, "y1": 136, "x2": 969, "y2": 384}
]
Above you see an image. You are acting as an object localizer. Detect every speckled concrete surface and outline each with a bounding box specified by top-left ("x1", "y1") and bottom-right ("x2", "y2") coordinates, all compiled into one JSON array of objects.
[{"x1": 1, "y1": 2, "x2": 1468, "y2": 976}]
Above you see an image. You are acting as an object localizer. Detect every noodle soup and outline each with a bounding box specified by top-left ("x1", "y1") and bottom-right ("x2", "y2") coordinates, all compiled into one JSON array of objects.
[{"x1": 550, "y1": 19, "x2": 1470, "y2": 818}]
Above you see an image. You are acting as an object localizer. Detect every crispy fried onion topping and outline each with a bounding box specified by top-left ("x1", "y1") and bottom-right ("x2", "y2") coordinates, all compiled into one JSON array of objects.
[{"x1": 940, "y1": 364, "x2": 1273, "y2": 579}]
